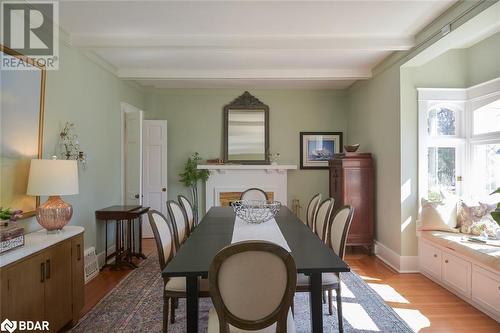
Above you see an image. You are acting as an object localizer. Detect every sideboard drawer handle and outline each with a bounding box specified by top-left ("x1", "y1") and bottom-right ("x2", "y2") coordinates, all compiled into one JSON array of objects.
[
  {"x1": 40, "y1": 262, "x2": 45, "y2": 283},
  {"x1": 433, "y1": 254, "x2": 437, "y2": 258},
  {"x1": 77, "y1": 244, "x2": 82, "y2": 261},
  {"x1": 45, "y1": 259, "x2": 51, "y2": 279},
  {"x1": 445, "y1": 259, "x2": 449, "y2": 264}
]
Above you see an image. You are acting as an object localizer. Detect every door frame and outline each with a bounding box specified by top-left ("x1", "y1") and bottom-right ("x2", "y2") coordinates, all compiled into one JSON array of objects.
[{"x1": 120, "y1": 102, "x2": 144, "y2": 205}]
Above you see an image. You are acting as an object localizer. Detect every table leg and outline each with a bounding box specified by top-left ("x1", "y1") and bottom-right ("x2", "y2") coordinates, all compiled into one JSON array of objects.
[
  {"x1": 186, "y1": 276, "x2": 199, "y2": 333},
  {"x1": 102, "y1": 220, "x2": 108, "y2": 270},
  {"x1": 309, "y1": 272, "x2": 324, "y2": 333},
  {"x1": 139, "y1": 215, "x2": 143, "y2": 255}
]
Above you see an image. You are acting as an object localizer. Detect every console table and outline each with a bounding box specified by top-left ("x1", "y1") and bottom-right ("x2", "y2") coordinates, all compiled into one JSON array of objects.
[{"x1": 95, "y1": 205, "x2": 149, "y2": 270}]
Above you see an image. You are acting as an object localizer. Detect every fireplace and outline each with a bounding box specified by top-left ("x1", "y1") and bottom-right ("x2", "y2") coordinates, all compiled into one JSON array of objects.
[{"x1": 197, "y1": 164, "x2": 297, "y2": 212}]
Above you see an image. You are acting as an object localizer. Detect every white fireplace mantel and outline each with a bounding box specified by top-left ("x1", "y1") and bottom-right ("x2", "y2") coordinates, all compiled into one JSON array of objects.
[{"x1": 198, "y1": 164, "x2": 297, "y2": 211}]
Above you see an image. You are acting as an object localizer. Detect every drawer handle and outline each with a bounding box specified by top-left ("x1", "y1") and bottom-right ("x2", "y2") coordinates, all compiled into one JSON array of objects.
[
  {"x1": 45, "y1": 259, "x2": 51, "y2": 279},
  {"x1": 445, "y1": 259, "x2": 449, "y2": 263},
  {"x1": 77, "y1": 244, "x2": 82, "y2": 261},
  {"x1": 433, "y1": 254, "x2": 437, "y2": 258},
  {"x1": 40, "y1": 262, "x2": 45, "y2": 283}
]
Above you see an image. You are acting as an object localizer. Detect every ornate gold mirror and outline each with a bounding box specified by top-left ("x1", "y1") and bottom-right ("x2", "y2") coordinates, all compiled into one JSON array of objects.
[{"x1": 0, "y1": 45, "x2": 46, "y2": 218}]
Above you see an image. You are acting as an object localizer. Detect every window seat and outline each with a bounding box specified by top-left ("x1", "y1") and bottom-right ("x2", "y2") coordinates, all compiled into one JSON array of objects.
[{"x1": 420, "y1": 231, "x2": 500, "y2": 272}]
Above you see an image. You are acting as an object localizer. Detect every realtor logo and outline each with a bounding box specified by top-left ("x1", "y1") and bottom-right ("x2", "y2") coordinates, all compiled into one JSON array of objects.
[
  {"x1": 0, "y1": 319, "x2": 16, "y2": 333},
  {"x1": 1, "y1": 0, "x2": 59, "y2": 69}
]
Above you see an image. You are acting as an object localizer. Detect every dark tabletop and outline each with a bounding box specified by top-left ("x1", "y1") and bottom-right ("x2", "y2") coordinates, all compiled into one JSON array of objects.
[
  {"x1": 95, "y1": 205, "x2": 149, "y2": 220},
  {"x1": 162, "y1": 206, "x2": 350, "y2": 278}
]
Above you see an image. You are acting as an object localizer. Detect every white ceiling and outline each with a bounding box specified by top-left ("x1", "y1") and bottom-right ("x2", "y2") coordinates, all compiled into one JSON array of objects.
[{"x1": 60, "y1": 0, "x2": 456, "y2": 89}]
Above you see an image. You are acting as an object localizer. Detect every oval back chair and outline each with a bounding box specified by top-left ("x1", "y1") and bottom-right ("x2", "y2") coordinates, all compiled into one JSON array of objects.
[
  {"x1": 314, "y1": 198, "x2": 335, "y2": 242},
  {"x1": 240, "y1": 188, "x2": 268, "y2": 202},
  {"x1": 305, "y1": 193, "x2": 322, "y2": 231},
  {"x1": 167, "y1": 200, "x2": 189, "y2": 248},
  {"x1": 178, "y1": 194, "x2": 195, "y2": 232},
  {"x1": 208, "y1": 241, "x2": 296, "y2": 333}
]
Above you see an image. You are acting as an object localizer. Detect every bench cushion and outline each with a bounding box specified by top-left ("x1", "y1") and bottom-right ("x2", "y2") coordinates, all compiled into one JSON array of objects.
[{"x1": 421, "y1": 231, "x2": 500, "y2": 272}]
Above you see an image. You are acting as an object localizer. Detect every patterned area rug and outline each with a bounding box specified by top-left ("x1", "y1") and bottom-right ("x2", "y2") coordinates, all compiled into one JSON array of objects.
[{"x1": 72, "y1": 254, "x2": 413, "y2": 332}]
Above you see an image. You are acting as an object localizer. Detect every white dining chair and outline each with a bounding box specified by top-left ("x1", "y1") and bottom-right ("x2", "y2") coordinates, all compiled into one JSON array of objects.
[
  {"x1": 178, "y1": 194, "x2": 196, "y2": 233},
  {"x1": 147, "y1": 210, "x2": 210, "y2": 331},
  {"x1": 305, "y1": 193, "x2": 322, "y2": 232},
  {"x1": 314, "y1": 198, "x2": 335, "y2": 242},
  {"x1": 240, "y1": 188, "x2": 269, "y2": 201},
  {"x1": 208, "y1": 241, "x2": 297, "y2": 333},
  {"x1": 295, "y1": 205, "x2": 354, "y2": 329},
  {"x1": 167, "y1": 200, "x2": 189, "y2": 248}
]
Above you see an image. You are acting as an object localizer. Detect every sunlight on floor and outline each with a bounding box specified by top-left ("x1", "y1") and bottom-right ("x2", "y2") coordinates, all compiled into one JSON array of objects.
[
  {"x1": 335, "y1": 302, "x2": 380, "y2": 331},
  {"x1": 393, "y1": 308, "x2": 431, "y2": 332},
  {"x1": 340, "y1": 281, "x2": 355, "y2": 298},
  {"x1": 368, "y1": 283, "x2": 410, "y2": 304},
  {"x1": 359, "y1": 275, "x2": 381, "y2": 282}
]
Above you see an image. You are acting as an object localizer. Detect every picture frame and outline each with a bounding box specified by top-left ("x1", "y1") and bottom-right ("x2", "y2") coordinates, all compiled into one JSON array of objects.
[{"x1": 300, "y1": 132, "x2": 343, "y2": 169}]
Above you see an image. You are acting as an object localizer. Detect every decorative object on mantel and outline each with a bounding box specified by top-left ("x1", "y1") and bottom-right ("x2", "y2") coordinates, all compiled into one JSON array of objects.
[
  {"x1": 223, "y1": 91, "x2": 270, "y2": 164},
  {"x1": 300, "y1": 131, "x2": 343, "y2": 169},
  {"x1": 344, "y1": 143, "x2": 360, "y2": 153},
  {"x1": 0, "y1": 224, "x2": 24, "y2": 254},
  {"x1": 179, "y1": 152, "x2": 210, "y2": 223},
  {"x1": 269, "y1": 152, "x2": 281, "y2": 165},
  {"x1": 27, "y1": 157, "x2": 79, "y2": 232},
  {"x1": 0, "y1": 207, "x2": 23, "y2": 226},
  {"x1": 206, "y1": 158, "x2": 224, "y2": 164},
  {"x1": 232, "y1": 200, "x2": 281, "y2": 224},
  {"x1": 59, "y1": 122, "x2": 87, "y2": 168}
]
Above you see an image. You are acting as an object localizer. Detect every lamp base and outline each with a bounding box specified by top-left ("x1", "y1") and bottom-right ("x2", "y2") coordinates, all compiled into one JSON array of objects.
[{"x1": 36, "y1": 196, "x2": 73, "y2": 231}]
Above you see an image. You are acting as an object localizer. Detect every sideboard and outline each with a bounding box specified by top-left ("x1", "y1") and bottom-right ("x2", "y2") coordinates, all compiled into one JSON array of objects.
[{"x1": 0, "y1": 226, "x2": 85, "y2": 331}]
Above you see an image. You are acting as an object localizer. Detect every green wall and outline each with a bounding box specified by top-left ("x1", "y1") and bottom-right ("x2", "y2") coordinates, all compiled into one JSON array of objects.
[
  {"x1": 15, "y1": 40, "x2": 145, "y2": 253},
  {"x1": 144, "y1": 89, "x2": 348, "y2": 221}
]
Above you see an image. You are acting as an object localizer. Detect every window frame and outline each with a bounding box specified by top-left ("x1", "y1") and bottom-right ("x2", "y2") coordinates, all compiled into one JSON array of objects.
[{"x1": 418, "y1": 77, "x2": 500, "y2": 201}]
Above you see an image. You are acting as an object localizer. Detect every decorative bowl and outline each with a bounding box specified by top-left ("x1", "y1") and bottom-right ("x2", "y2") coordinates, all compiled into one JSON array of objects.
[
  {"x1": 232, "y1": 200, "x2": 281, "y2": 224},
  {"x1": 344, "y1": 144, "x2": 360, "y2": 153}
]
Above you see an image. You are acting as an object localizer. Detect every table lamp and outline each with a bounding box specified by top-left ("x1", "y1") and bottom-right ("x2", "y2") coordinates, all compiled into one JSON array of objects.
[{"x1": 27, "y1": 158, "x2": 79, "y2": 231}]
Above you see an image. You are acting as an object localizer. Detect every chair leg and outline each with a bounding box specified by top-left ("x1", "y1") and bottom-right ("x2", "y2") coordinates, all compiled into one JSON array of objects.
[
  {"x1": 174, "y1": 297, "x2": 179, "y2": 309},
  {"x1": 323, "y1": 290, "x2": 326, "y2": 304},
  {"x1": 336, "y1": 286, "x2": 344, "y2": 332},
  {"x1": 328, "y1": 289, "x2": 333, "y2": 315},
  {"x1": 291, "y1": 299, "x2": 294, "y2": 315},
  {"x1": 170, "y1": 297, "x2": 176, "y2": 324},
  {"x1": 163, "y1": 296, "x2": 169, "y2": 332}
]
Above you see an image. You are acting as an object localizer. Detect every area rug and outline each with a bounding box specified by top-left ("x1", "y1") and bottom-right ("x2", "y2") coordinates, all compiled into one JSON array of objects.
[{"x1": 72, "y1": 254, "x2": 413, "y2": 332}]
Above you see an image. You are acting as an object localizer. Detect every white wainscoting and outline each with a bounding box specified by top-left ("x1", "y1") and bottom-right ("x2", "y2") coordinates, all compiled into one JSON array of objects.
[
  {"x1": 198, "y1": 164, "x2": 296, "y2": 211},
  {"x1": 374, "y1": 240, "x2": 419, "y2": 273}
]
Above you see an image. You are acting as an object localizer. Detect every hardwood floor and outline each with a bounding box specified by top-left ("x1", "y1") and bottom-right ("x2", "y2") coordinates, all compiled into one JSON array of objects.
[{"x1": 82, "y1": 240, "x2": 500, "y2": 332}]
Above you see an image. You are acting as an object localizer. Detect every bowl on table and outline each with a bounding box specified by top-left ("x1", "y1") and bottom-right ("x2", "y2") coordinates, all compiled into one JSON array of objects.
[{"x1": 232, "y1": 200, "x2": 281, "y2": 224}]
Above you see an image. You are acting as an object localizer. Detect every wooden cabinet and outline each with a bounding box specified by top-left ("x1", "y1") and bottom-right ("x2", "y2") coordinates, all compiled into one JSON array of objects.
[
  {"x1": 329, "y1": 153, "x2": 374, "y2": 252},
  {"x1": 0, "y1": 229, "x2": 84, "y2": 331}
]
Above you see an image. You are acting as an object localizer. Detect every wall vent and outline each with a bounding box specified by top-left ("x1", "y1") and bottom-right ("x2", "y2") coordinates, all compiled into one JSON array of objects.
[{"x1": 84, "y1": 246, "x2": 99, "y2": 284}]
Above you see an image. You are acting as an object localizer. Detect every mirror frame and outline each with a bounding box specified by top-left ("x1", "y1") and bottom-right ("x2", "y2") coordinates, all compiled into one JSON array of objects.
[
  {"x1": 223, "y1": 91, "x2": 270, "y2": 164},
  {"x1": 0, "y1": 45, "x2": 46, "y2": 219}
]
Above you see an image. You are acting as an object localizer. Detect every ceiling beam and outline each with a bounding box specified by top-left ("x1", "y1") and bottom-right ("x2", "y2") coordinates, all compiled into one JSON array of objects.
[
  {"x1": 117, "y1": 68, "x2": 372, "y2": 80},
  {"x1": 71, "y1": 34, "x2": 414, "y2": 51}
]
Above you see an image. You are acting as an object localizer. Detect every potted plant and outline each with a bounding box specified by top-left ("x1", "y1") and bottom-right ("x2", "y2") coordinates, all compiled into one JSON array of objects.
[
  {"x1": 0, "y1": 208, "x2": 23, "y2": 226},
  {"x1": 179, "y1": 152, "x2": 210, "y2": 222}
]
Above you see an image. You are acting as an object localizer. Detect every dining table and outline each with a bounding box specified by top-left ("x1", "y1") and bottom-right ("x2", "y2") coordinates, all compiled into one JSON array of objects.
[{"x1": 162, "y1": 206, "x2": 350, "y2": 332}]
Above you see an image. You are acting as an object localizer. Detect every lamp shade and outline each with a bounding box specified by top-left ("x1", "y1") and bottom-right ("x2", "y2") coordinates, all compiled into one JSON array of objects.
[{"x1": 27, "y1": 159, "x2": 79, "y2": 196}]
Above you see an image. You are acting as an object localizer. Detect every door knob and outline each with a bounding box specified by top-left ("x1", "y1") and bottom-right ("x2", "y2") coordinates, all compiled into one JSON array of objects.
[
  {"x1": 134, "y1": 194, "x2": 140, "y2": 199},
  {"x1": 162, "y1": 188, "x2": 166, "y2": 192}
]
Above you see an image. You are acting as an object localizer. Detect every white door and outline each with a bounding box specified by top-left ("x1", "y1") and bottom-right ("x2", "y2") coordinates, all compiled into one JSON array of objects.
[
  {"x1": 142, "y1": 120, "x2": 168, "y2": 238},
  {"x1": 122, "y1": 103, "x2": 143, "y2": 206}
]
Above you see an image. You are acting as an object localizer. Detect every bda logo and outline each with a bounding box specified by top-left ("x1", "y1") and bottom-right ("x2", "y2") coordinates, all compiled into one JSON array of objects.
[{"x1": 0, "y1": 319, "x2": 17, "y2": 333}]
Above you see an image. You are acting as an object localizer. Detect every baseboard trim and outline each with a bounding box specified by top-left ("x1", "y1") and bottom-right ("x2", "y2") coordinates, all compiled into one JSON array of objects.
[
  {"x1": 97, "y1": 245, "x2": 116, "y2": 268},
  {"x1": 374, "y1": 241, "x2": 419, "y2": 273}
]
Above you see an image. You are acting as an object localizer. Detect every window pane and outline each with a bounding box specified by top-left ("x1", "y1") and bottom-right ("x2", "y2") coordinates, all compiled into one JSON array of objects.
[
  {"x1": 427, "y1": 108, "x2": 456, "y2": 136},
  {"x1": 428, "y1": 147, "x2": 456, "y2": 200},
  {"x1": 473, "y1": 100, "x2": 500, "y2": 135},
  {"x1": 473, "y1": 143, "x2": 500, "y2": 195}
]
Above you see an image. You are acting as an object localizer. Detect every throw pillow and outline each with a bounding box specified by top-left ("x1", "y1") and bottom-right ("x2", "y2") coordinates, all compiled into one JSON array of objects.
[
  {"x1": 418, "y1": 198, "x2": 459, "y2": 233},
  {"x1": 456, "y1": 200, "x2": 489, "y2": 234}
]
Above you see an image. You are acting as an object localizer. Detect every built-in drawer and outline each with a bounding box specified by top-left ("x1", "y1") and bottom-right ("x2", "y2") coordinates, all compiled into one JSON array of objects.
[
  {"x1": 419, "y1": 240, "x2": 442, "y2": 281},
  {"x1": 471, "y1": 265, "x2": 500, "y2": 316},
  {"x1": 442, "y1": 250, "x2": 471, "y2": 297}
]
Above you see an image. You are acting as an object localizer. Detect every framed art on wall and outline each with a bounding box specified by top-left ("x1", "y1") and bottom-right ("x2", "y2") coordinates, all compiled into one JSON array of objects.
[{"x1": 300, "y1": 132, "x2": 343, "y2": 169}]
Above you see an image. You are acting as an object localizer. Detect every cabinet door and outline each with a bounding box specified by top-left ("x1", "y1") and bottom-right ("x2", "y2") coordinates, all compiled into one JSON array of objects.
[
  {"x1": 44, "y1": 241, "x2": 73, "y2": 331},
  {"x1": 419, "y1": 240, "x2": 442, "y2": 281},
  {"x1": 71, "y1": 234, "x2": 85, "y2": 324},
  {"x1": 442, "y1": 251, "x2": 471, "y2": 297},
  {"x1": 1, "y1": 253, "x2": 45, "y2": 322},
  {"x1": 471, "y1": 265, "x2": 500, "y2": 315}
]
